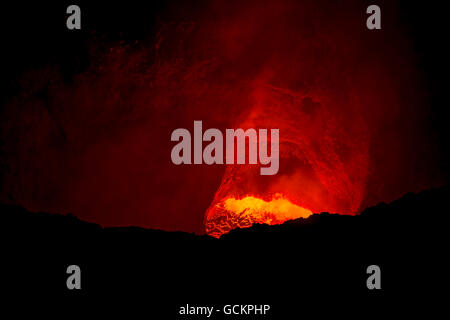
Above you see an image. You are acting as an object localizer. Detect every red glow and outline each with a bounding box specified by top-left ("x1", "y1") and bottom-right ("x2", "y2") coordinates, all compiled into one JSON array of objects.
[
  {"x1": 204, "y1": 80, "x2": 371, "y2": 237},
  {"x1": 0, "y1": 0, "x2": 444, "y2": 235}
]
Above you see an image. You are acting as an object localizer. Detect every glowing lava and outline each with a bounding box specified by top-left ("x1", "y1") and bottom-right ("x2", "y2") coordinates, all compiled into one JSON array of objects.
[{"x1": 206, "y1": 194, "x2": 312, "y2": 238}]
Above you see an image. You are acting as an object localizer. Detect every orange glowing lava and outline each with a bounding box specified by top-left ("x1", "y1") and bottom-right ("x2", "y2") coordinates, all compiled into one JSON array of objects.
[{"x1": 205, "y1": 194, "x2": 312, "y2": 238}]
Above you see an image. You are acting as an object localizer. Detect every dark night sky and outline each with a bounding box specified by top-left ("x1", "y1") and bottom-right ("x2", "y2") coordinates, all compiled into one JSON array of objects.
[{"x1": 0, "y1": 0, "x2": 449, "y2": 234}]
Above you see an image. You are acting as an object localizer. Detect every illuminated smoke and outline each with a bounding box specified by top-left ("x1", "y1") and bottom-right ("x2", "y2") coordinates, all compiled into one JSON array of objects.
[{"x1": 0, "y1": 0, "x2": 442, "y2": 234}]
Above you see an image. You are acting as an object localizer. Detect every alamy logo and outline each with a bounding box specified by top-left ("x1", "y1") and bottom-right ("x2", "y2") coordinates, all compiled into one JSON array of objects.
[
  {"x1": 366, "y1": 265, "x2": 381, "y2": 290},
  {"x1": 366, "y1": 5, "x2": 381, "y2": 30},
  {"x1": 171, "y1": 121, "x2": 279, "y2": 175},
  {"x1": 66, "y1": 5, "x2": 81, "y2": 30},
  {"x1": 66, "y1": 265, "x2": 81, "y2": 290}
]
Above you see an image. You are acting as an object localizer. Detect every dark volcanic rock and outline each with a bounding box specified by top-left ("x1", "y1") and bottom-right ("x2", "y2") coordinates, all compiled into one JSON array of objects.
[{"x1": 2, "y1": 186, "x2": 448, "y2": 317}]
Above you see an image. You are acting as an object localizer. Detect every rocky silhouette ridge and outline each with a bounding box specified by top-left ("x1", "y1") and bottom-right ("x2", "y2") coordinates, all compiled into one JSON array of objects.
[
  {"x1": 2, "y1": 185, "x2": 448, "y2": 240},
  {"x1": 2, "y1": 186, "x2": 448, "y2": 316}
]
